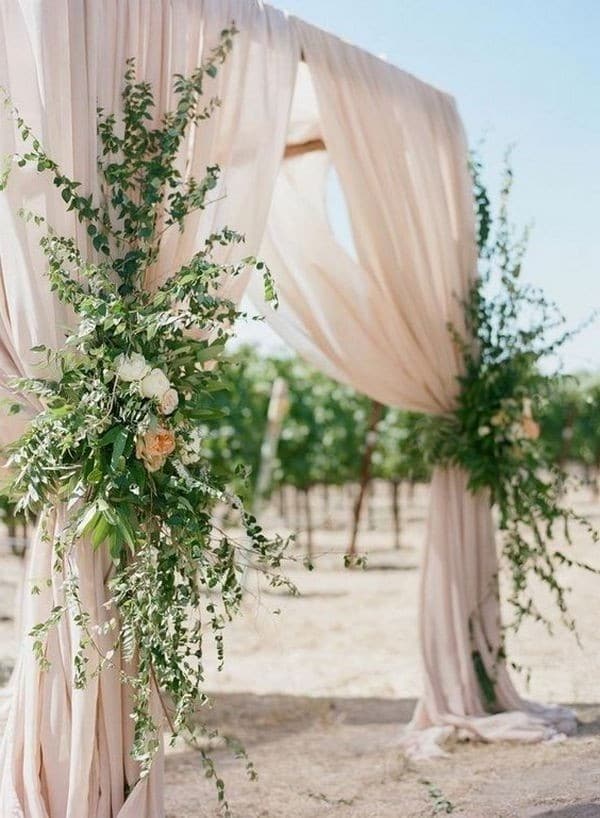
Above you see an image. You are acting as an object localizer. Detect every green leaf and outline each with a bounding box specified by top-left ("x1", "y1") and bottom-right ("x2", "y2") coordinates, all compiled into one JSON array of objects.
[
  {"x1": 110, "y1": 427, "x2": 129, "y2": 471},
  {"x1": 107, "y1": 529, "x2": 122, "y2": 561},
  {"x1": 76, "y1": 505, "x2": 100, "y2": 537},
  {"x1": 99, "y1": 426, "x2": 123, "y2": 446},
  {"x1": 91, "y1": 515, "x2": 111, "y2": 549}
]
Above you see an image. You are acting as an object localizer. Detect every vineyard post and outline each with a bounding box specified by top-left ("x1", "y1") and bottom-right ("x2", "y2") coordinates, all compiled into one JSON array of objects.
[
  {"x1": 367, "y1": 482, "x2": 377, "y2": 530},
  {"x1": 347, "y1": 401, "x2": 384, "y2": 557},
  {"x1": 254, "y1": 378, "x2": 290, "y2": 504},
  {"x1": 303, "y1": 488, "x2": 313, "y2": 559},
  {"x1": 391, "y1": 479, "x2": 402, "y2": 550},
  {"x1": 242, "y1": 377, "x2": 289, "y2": 588}
]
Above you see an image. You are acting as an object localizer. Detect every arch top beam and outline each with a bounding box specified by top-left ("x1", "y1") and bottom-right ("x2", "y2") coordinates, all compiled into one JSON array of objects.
[{"x1": 283, "y1": 138, "x2": 326, "y2": 159}]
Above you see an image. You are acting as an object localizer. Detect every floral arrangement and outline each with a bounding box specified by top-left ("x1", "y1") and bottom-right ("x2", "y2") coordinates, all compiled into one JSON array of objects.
[
  {"x1": 415, "y1": 155, "x2": 597, "y2": 658},
  {"x1": 1, "y1": 28, "x2": 291, "y2": 805}
]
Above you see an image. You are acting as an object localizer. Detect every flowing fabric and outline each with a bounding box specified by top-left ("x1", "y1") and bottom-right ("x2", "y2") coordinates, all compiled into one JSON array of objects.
[
  {"x1": 249, "y1": 16, "x2": 576, "y2": 756},
  {"x1": 0, "y1": 1, "x2": 298, "y2": 816}
]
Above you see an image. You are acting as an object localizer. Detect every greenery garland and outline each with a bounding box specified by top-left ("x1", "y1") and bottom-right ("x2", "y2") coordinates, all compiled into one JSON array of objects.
[
  {"x1": 1, "y1": 28, "x2": 292, "y2": 809},
  {"x1": 416, "y1": 154, "x2": 598, "y2": 653}
]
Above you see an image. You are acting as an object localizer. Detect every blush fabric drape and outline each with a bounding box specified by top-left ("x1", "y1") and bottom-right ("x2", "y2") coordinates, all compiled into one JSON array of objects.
[
  {"x1": 0, "y1": 2, "x2": 298, "y2": 816},
  {"x1": 250, "y1": 15, "x2": 576, "y2": 756}
]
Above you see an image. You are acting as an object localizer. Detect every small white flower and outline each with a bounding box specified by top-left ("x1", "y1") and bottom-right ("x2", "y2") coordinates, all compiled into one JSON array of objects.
[
  {"x1": 508, "y1": 422, "x2": 525, "y2": 441},
  {"x1": 490, "y1": 410, "x2": 507, "y2": 427},
  {"x1": 180, "y1": 427, "x2": 203, "y2": 465},
  {"x1": 478, "y1": 425, "x2": 491, "y2": 437},
  {"x1": 140, "y1": 368, "x2": 171, "y2": 400},
  {"x1": 159, "y1": 387, "x2": 179, "y2": 416},
  {"x1": 115, "y1": 352, "x2": 150, "y2": 382}
]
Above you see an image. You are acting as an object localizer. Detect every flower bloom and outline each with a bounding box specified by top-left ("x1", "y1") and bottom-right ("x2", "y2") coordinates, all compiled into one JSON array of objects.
[
  {"x1": 180, "y1": 427, "x2": 203, "y2": 465},
  {"x1": 519, "y1": 398, "x2": 540, "y2": 440},
  {"x1": 136, "y1": 426, "x2": 176, "y2": 472},
  {"x1": 521, "y1": 416, "x2": 540, "y2": 440},
  {"x1": 114, "y1": 352, "x2": 150, "y2": 382},
  {"x1": 490, "y1": 410, "x2": 508, "y2": 427},
  {"x1": 140, "y1": 368, "x2": 171, "y2": 400},
  {"x1": 159, "y1": 387, "x2": 179, "y2": 416}
]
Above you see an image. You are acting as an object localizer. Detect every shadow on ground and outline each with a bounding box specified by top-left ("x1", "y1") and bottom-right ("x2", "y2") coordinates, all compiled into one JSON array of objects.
[
  {"x1": 166, "y1": 693, "x2": 600, "y2": 818},
  {"x1": 530, "y1": 805, "x2": 600, "y2": 818},
  {"x1": 189, "y1": 692, "x2": 418, "y2": 749},
  {"x1": 570, "y1": 703, "x2": 600, "y2": 736},
  {"x1": 187, "y1": 693, "x2": 600, "y2": 751}
]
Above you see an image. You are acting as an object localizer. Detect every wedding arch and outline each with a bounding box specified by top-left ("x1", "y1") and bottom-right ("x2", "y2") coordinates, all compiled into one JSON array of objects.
[{"x1": 0, "y1": 0, "x2": 575, "y2": 816}]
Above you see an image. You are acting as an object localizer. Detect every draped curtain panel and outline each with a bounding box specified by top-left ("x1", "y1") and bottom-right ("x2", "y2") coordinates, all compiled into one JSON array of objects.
[
  {"x1": 0, "y1": 1, "x2": 298, "y2": 816},
  {"x1": 250, "y1": 15, "x2": 576, "y2": 756}
]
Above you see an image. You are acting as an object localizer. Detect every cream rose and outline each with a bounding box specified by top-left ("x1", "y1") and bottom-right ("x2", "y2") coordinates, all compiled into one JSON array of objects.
[
  {"x1": 140, "y1": 368, "x2": 171, "y2": 400},
  {"x1": 136, "y1": 426, "x2": 176, "y2": 472},
  {"x1": 159, "y1": 387, "x2": 179, "y2": 416},
  {"x1": 490, "y1": 410, "x2": 508, "y2": 427},
  {"x1": 115, "y1": 352, "x2": 150, "y2": 382}
]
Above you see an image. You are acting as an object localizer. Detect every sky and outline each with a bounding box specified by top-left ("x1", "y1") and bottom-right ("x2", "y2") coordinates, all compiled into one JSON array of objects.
[{"x1": 236, "y1": 0, "x2": 600, "y2": 372}]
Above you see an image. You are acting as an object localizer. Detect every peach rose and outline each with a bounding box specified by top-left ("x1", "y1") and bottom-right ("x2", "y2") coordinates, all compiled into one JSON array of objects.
[
  {"x1": 521, "y1": 416, "x2": 540, "y2": 441},
  {"x1": 136, "y1": 426, "x2": 176, "y2": 472}
]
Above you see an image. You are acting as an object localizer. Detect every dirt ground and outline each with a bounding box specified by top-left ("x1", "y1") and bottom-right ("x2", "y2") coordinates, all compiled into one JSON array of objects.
[{"x1": 2, "y1": 484, "x2": 600, "y2": 818}]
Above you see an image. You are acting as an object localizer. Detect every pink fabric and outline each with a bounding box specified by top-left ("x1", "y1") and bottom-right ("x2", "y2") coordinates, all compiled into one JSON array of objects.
[
  {"x1": 0, "y1": 509, "x2": 165, "y2": 818},
  {"x1": 250, "y1": 17, "x2": 576, "y2": 755},
  {"x1": 0, "y1": 1, "x2": 298, "y2": 815},
  {"x1": 409, "y1": 468, "x2": 575, "y2": 755}
]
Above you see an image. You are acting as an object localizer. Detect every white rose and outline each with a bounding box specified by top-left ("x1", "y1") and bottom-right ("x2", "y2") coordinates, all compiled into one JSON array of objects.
[
  {"x1": 159, "y1": 388, "x2": 179, "y2": 416},
  {"x1": 115, "y1": 352, "x2": 150, "y2": 382},
  {"x1": 140, "y1": 368, "x2": 171, "y2": 400}
]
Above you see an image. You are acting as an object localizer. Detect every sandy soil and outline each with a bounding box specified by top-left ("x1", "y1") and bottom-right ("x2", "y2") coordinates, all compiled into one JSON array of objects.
[{"x1": 2, "y1": 484, "x2": 600, "y2": 818}]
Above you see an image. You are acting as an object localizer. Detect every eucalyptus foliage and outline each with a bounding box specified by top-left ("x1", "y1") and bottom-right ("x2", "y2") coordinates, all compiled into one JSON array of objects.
[
  {"x1": 415, "y1": 155, "x2": 598, "y2": 637},
  {"x1": 1, "y1": 28, "x2": 291, "y2": 807}
]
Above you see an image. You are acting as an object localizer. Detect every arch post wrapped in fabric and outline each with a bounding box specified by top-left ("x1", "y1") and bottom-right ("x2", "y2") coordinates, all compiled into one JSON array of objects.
[
  {"x1": 251, "y1": 15, "x2": 575, "y2": 756},
  {"x1": 0, "y1": 1, "x2": 574, "y2": 815}
]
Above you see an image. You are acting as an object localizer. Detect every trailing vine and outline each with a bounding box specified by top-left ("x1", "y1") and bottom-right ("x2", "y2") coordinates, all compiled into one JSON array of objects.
[{"x1": 416, "y1": 153, "x2": 598, "y2": 653}]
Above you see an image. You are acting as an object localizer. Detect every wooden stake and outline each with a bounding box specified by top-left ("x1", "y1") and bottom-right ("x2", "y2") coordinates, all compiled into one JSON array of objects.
[
  {"x1": 347, "y1": 401, "x2": 384, "y2": 557},
  {"x1": 391, "y1": 480, "x2": 401, "y2": 550}
]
